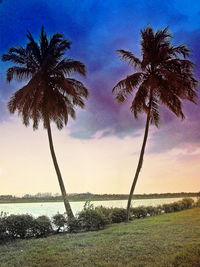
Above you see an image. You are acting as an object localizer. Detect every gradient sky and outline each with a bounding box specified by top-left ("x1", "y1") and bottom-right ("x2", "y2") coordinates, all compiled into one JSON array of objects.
[{"x1": 0, "y1": 0, "x2": 200, "y2": 196}]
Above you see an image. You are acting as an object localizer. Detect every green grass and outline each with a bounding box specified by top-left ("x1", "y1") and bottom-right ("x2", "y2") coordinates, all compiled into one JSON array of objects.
[{"x1": 1, "y1": 208, "x2": 200, "y2": 266}]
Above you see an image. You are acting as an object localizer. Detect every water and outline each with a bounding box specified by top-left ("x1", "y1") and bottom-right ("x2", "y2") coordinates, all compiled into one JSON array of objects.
[{"x1": 0, "y1": 197, "x2": 196, "y2": 218}]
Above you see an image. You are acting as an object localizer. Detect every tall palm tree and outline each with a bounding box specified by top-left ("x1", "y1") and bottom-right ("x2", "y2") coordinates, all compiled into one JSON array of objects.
[
  {"x1": 2, "y1": 27, "x2": 89, "y2": 219},
  {"x1": 112, "y1": 26, "x2": 198, "y2": 221}
]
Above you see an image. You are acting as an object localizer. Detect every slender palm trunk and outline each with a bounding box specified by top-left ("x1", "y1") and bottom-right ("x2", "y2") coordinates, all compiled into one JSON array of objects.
[
  {"x1": 46, "y1": 119, "x2": 74, "y2": 219},
  {"x1": 126, "y1": 109, "x2": 151, "y2": 221}
]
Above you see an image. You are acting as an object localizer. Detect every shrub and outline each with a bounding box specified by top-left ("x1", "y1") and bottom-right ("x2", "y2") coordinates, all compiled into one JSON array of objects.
[
  {"x1": 157, "y1": 205, "x2": 165, "y2": 213},
  {"x1": 111, "y1": 208, "x2": 127, "y2": 223},
  {"x1": 146, "y1": 206, "x2": 162, "y2": 216},
  {"x1": 0, "y1": 212, "x2": 7, "y2": 240},
  {"x1": 162, "y1": 203, "x2": 174, "y2": 213},
  {"x1": 6, "y1": 214, "x2": 34, "y2": 239},
  {"x1": 196, "y1": 198, "x2": 200, "y2": 207},
  {"x1": 31, "y1": 216, "x2": 53, "y2": 237},
  {"x1": 52, "y1": 213, "x2": 67, "y2": 232},
  {"x1": 130, "y1": 206, "x2": 147, "y2": 219},
  {"x1": 78, "y1": 201, "x2": 109, "y2": 231},
  {"x1": 67, "y1": 217, "x2": 81, "y2": 233},
  {"x1": 170, "y1": 202, "x2": 182, "y2": 212},
  {"x1": 180, "y1": 198, "x2": 194, "y2": 210},
  {"x1": 94, "y1": 206, "x2": 112, "y2": 224},
  {"x1": 162, "y1": 199, "x2": 194, "y2": 214},
  {"x1": 78, "y1": 209, "x2": 107, "y2": 231}
]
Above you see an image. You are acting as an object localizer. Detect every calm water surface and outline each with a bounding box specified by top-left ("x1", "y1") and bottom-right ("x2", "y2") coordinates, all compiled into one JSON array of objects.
[{"x1": 0, "y1": 198, "x2": 196, "y2": 217}]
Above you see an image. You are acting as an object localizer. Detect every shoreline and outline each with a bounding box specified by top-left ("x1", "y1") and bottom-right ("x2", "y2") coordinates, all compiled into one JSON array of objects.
[{"x1": 0, "y1": 195, "x2": 197, "y2": 204}]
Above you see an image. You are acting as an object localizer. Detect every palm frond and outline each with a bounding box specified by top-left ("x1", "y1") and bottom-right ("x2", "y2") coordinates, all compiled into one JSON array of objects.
[
  {"x1": 158, "y1": 81, "x2": 185, "y2": 119},
  {"x1": 150, "y1": 97, "x2": 160, "y2": 127},
  {"x1": 154, "y1": 27, "x2": 171, "y2": 43},
  {"x1": 112, "y1": 73, "x2": 144, "y2": 103},
  {"x1": 54, "y1": 59, "x2": 86, "y2": 76},
  {"x1": 66, "y1": 78, "x2": 88, "y2": 98},
  {"x1": 2, "y1": 51, "x2": 26, "y2": 65},
  {"x1": 6, "y1": 66, "x2": 32, "y2": 82},
  {"x1": 117, "y1": 50, "x2": 142, "y2": 68},
  {"x1": 54, "y1": 78, "x2": 88, "y2": 109},
  {"x1": 157, "y1": 68, "x2": 198, "y2": 103},
  {"x1": 2, "y1": 45, "x2": 39, "y2": 71},
  {"x1": 40, "y1": 26, "x2": 49, "y2": 60},
  {"x1": 130, "y1": 81, "x2": 149, "y2": 118},
  {"x1": 27, "y1": 31, "x2": 42, "y2": 64},
  {"x1": 171, "y1": 45, "x2": 190, "y2": 58},
  {"x1": 49, "y1": 33, "x2": 71, "y2": 51}
]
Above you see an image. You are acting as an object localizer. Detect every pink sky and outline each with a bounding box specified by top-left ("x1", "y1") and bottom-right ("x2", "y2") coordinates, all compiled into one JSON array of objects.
[{"x1": 0, "y1": 116, "x2": 199, "y2": 196}]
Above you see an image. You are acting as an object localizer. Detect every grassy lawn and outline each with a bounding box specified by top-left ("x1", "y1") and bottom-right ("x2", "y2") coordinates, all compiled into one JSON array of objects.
[{"x1": 1, "y1": 208, "x2": 200, "y2": 267}]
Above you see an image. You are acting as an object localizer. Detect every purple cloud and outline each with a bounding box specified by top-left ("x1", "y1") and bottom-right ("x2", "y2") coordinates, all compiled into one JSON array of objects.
[{"x1": 0, "y1": 0, "x2": 199, "y2": 153}]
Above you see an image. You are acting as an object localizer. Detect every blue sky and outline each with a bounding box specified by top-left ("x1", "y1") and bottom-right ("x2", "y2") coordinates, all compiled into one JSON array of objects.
[{"x1": 1, "y1": 1, "x2": 200, "y2": 147}]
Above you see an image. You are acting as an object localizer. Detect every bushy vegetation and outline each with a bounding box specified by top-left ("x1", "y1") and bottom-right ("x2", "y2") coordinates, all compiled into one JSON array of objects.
[
  {"x1": 130, "y1": 206, "x2": 148, "y2": 218},
  {"x1": 181, "y1": 197, "x2": 194, "y2": 209},
  {"x1": 0, "y1": 212, "x2": 7, "y2": 240},
  {"x1": 0, "y1": 214, "x2": 53, "y2": 241},
  {"x1": 73, "y1": 201, "x2": 111, "y2": 231},
  {"x1": 146, "y1": 205, "x2": 162, "y2": 216},
  {"x1": 31, "y1": 216, "x2": 53, "y2": 237},
  {"x1": 162, "y1": 198, "x2": 194, "y2": 213},
  {"x1": 67, "y1": 217, "x2": 81, "y2": 233},
  {"x1": 52, "y1": 213, "x2": 67, "y2": 233},
  {"x1": 0, "y1": 198, "x2": 198, "y2": 243},
  {"x1": 111, "y1": 208, "x2": 127, "y2": 223},
  {"x1": 195, "y1": 198, "x2": 200, "y2": 207},
  {"x1": 6, "y1": 214, "x2": 34, "y2": 239}
]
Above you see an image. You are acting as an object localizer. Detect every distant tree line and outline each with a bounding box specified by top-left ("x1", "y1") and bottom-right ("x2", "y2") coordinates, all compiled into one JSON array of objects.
[{"x1": 0, "y1": 192, "x2": 199, "y2": 203}]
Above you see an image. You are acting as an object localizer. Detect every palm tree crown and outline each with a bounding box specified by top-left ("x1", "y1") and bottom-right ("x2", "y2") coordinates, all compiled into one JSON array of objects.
[
  {"x1": 113, "y1": 26, "x2": 198, "y2": 125},
  {"x1": 2, "y1": 27, "x2": 88, "y2": 129}
]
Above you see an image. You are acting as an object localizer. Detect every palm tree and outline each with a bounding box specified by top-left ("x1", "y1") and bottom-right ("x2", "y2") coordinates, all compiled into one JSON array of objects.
[
  {"x1": 112, "y1": 26, "x2": 198, "y2": 221},
  {"x1": 2, "y1": 27, "x2": 89, "y2": 219}
]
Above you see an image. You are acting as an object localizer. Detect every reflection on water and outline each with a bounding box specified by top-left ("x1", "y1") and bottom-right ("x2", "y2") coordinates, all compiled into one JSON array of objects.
[{"x1": 0, "y1": 198, "x2": 196, "y2": 218}]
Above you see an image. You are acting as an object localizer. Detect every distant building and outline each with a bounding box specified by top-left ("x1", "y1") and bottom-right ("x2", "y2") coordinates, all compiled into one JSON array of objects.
[
  {"x1": 22, "y1": 194, "x2": 32, "y2": 198},
  {"x1": 0, "y1": 195, "x2": 13, "y2": 199}
]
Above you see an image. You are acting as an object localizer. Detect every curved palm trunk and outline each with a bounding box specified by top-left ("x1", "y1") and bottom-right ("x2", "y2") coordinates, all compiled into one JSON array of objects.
[
  {"x1": 46, "y1": 119, "x2": 74, "y2": 219},
  {"x1": 126, "y1": 110, "x2": 151, "y2": 221}
]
